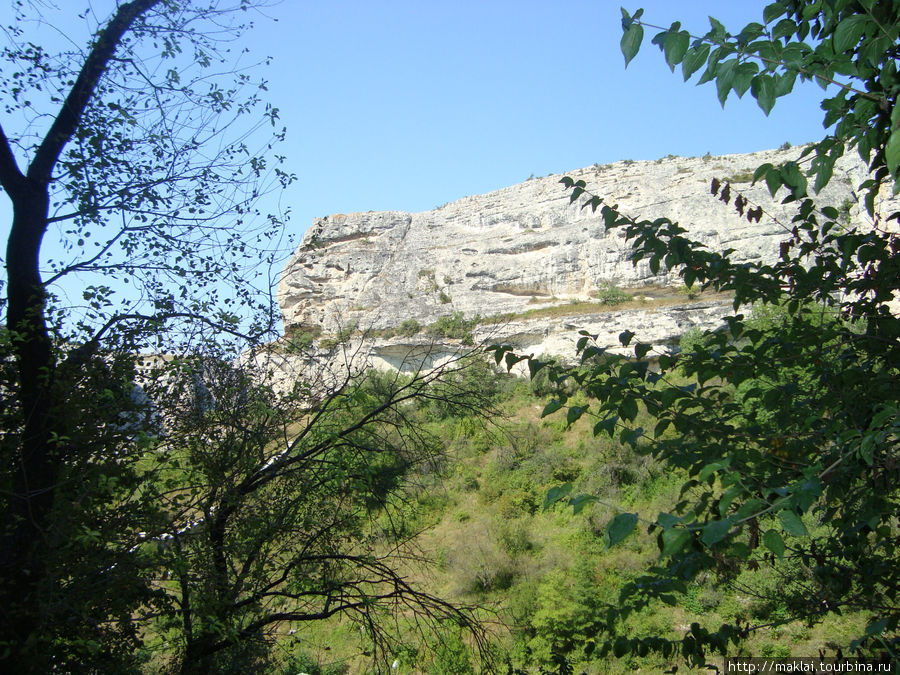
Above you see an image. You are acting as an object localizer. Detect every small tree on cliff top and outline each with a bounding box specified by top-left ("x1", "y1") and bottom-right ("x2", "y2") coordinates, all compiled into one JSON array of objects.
[{"x1": 494, "y1": 0, "x2": 899, "y2": 665}]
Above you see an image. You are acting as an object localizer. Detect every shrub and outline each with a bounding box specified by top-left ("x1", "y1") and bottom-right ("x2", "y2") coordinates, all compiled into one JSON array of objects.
[
  {"x1": 427, "y1": 311, "x2": 477, "y2": 342},
  {"x1": 678, "y1": 283, "x2": 699, "y2": 300},
  {"x1": 397, "y1": 318, "x2": 421, "y2": 337},
  {"x1": 722, "y1": 169, "x2": 755, "y2": 183},
  {"x1": 592, "y1": 283, "x2": 631, "y2": 306},
  {"x1": 283, "y1": 323, "x2": 321, "y2": 350}
]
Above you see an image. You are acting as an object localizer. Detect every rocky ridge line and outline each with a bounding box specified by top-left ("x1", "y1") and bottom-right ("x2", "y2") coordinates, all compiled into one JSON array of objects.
[{"x1": 272, "y1": 147, "x2": 894, "y2": 374}]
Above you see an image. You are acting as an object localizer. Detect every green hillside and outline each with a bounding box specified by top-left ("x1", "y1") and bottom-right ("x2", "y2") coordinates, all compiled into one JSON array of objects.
[{"x1": 271, "y1": 355, "x2": 870, "y2": 674}]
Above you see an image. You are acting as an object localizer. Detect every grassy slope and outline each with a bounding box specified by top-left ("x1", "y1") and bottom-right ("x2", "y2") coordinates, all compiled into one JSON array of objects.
[{"x1": 270, "y1": 372, "x2": 867, "y2": 674}]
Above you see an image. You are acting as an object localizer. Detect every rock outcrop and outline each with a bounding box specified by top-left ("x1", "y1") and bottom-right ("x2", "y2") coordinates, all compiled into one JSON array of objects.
[{"x1": 276, "y1": 147, "x2": 893, "y2": 372}]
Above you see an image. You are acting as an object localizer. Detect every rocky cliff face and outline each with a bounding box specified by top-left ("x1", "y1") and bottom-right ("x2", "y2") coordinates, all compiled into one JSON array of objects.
[{"x1": 275, "y1": 147, "x2": 891, "y2": 372}]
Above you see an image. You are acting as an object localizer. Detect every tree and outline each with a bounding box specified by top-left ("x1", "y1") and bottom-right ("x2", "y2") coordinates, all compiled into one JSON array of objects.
[
  {"x1": 0, "y1": 4, "x2": 497, "y2": 671},
  {"x1": 0, "y1": 0, "x2": 291, "y2": 666},
  {"x1": 127, "y1": 348, "x2": 493, "y2": 673},
  {"x1": 495, "y1": 0, "x2": 899, "y2": 665}
]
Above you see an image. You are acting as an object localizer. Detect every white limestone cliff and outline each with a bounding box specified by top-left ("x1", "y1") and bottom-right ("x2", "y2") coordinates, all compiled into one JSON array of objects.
[{"x1": 275, "y1": 146, "x2": 894, "y2": 372}]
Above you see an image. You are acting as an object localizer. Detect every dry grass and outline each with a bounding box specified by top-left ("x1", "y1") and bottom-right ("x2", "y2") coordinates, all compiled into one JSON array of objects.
[{"x1": 478, "y1": 286, "x2": 733, "y2": 327}]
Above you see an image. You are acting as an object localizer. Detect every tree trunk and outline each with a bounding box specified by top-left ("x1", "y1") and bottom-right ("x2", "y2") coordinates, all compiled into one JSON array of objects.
[
  {"x1": 0, "y1": 182, "x2": 57, "y2": 665},
  {"x1": 0, "y1": 2, "x2": 165, "y2": 662}
]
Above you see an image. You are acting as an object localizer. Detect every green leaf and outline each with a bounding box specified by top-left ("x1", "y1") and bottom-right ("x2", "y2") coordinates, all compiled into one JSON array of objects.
[
  {"x1": 885, "y1": 128, "x2": 900, "y2": 179},
  {"x1": 543, "y1": 483, "x2": 573, "y2": 510},
  {"x1": 489, "y1": 345, "x2": 509, "y2": 365},
  {"x1": 527, "y1": 358, "x2": 549, "y2": 379},
  {"x1": 763, "y1": 529, "x2": 785, "y2": 557},
  {"x1": 781, "y1": 161, "x2": 808, "y2": 198},
  {"x1": 619, "y1": 425, "x2": 643, "y2": 446},
  {"x1": 773, "y1": 18, "x2": 797, "y2": 42},
  {"x1": 718, "y1": 485, "x2": 744, "y2": 516},
  {"x1": 708, "y1": 16, "x2": 726, "y2": 39},
  {"x1": 778, "y1": 510, "x2": 808, "y2": 537},
  {"x1": 661, "y1": 528, "x2": 691, "y2": 557},
  {"x1": 618, "y1": 396, "x2": 638, "y2": 422},
  {"x1": 774, "y1": 70, "x2": 797, "y2": 97},
  {"x1": 621, "y1": 23, "x2": 644, "y2": 67},
  {"x1": 504, "y1": 352, "x2": 527, "y2": 370},
  {"x1": 570, "y1": 493, "x2": 598, "y2": 515},
  {"x1": 738, "y1": 22, "x2": 764, "y2": 43},
  {"x1": 751, "y1": 74, "x2": 776, "y2": 115},
  {"x1": 701, "y1": 518, "x2": 732, "y2": 547},
  {"x1": 765, "y1": 167, "x2": 783, "y2": 196},
  {"x1": 732, "y1": 62, "x2": 758, "y2": 98},
  {"x1": 865, "y1": 617, "x2": 889, "y2": 637},
  {"x1": 813, "y1": 155, "x2": 834, "y2": 193},
  {"x1": 682, "y1": 43, "x2": 710, "y2": 81},
  {"x1": 634, "y1": 342, "x2": 651, "y2": 359},
  {"x1": 715, "y1": 59, "x2": 737, "y2": 106},
  {"x1": 833, "y1": 15, "x2": 868, "y2": 54},
  {"x1": 753, "y1": 162, "x2": 774, "y2": 184},
  {"x1": 541, "y1": 399, "x2": 564, "y2": 417},
  {"x1": 657, "y1": 512, "x2": 681, "y2": 530},
  {"x1": 735, "y1": 499, "x2": 766, "y2": 521},
  {"x1": 698, "y1": 459, "x2": 730, "y2": 482},
  {"x1": 654, "y1": 418, "x2": 671, "y2": 437},
  {"x1": 619, "y1": 329, "x2": 635, "y2": 347},
  {"x1": 594, "y1": 415, "x2": 619, "y2": 437},
  {"x1": 763, "y1": 2, "x2": 786, "y2": 24},
  {"x1": 664, "y1": 29, "x2": 690, "y2": 71},
  {"x1": 566, "y1": 405, "x2": 586, "y2": 426},
  {"x1": 859, "y1": 433, "x2": 876, "y2": 466},
  {"x1": 605, "y1": 512, "x2": 638, "y2": 549}
]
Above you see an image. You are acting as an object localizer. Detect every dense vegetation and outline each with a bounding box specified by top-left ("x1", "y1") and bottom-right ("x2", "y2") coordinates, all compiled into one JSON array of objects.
[
  {"x1": 492, "y1": 0, "x2": 900, "y2": 669},
  {"x1": 264, "y1": 355, "x2": 879, "y2": 673}
]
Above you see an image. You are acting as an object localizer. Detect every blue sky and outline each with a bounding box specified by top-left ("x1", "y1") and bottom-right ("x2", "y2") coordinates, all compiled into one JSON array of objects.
[
  {"x1": 0, "y1": 1, "x2": 835, "y2": 246},
  {"x1": 253, "y1": 1, "x2": 832, "y2": 237},
  {"x1": 0, "y1": 1, "x2": 836, "y2": 330}
]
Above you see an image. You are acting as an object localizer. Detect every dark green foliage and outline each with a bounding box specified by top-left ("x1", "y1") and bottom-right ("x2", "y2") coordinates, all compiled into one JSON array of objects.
[
  {"x1": 131, "y1": 354, "x2": 493, "y2": 671},
  {"x1": 526, "y1": 561, "x2": 607, "y2": 667},
  {"x1": 284, "y1": 323, "x2": 322, "y2": 350},
  {"x1": 398, "y1": 318, "x2": 422, "y2": 337},
  {"x1": 622, "y1": 1, "x2": 900, "y2": 201},
  {"x1": 499, "y1": 0, "x2": 900, "y2": 667},
  {"x1": 0, "y1": 3, "x2": 294, "y2": 667}
]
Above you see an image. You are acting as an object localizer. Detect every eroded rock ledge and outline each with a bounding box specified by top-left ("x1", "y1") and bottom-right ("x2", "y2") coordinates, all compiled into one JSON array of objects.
[{"x1": 273, "y1": 146, "x2": 894, "y2": 374}]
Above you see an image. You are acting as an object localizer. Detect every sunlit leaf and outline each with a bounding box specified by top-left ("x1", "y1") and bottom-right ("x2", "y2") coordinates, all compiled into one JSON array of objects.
[{"x1": 621, "y1": 23, "x2": 644, "y2": 67}]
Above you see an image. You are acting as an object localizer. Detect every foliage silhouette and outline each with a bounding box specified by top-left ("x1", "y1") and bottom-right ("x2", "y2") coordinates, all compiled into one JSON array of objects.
[{"x1": 494, "y1": 0, "x2": 899, "y2": 666}]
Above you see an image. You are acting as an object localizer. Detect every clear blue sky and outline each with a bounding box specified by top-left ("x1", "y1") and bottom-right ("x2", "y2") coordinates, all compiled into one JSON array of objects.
[
  {"x1": 252, "y1": 1, "x2": 831, "y2": 238},
  {"x1": 0, "y1": 1, "x2": 835, "y2": 323}
]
